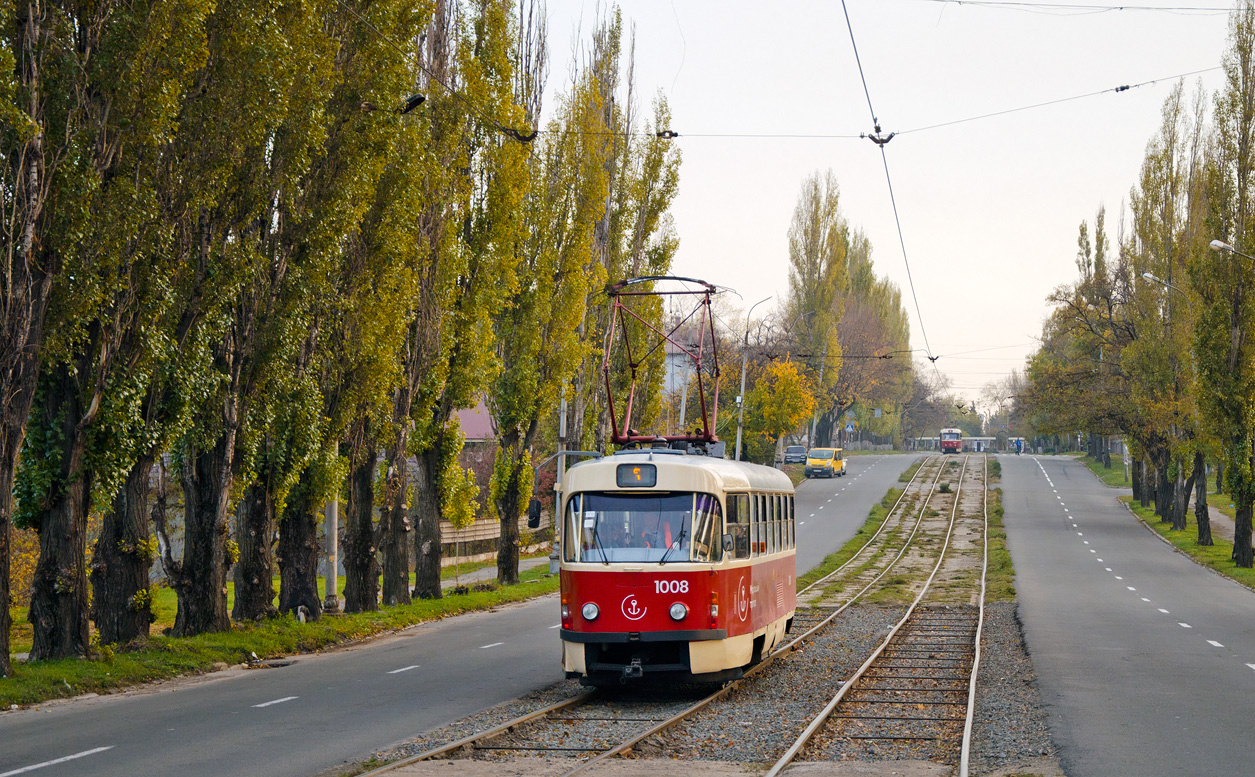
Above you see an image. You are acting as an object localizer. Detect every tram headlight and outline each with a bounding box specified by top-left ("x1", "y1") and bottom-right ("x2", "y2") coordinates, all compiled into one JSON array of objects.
[
  {"x1": 581, "y1": 602, "x2": 600, "y2": 621},
  {"x1": 669, "y1": 602, "x2": 688, "y2": 621}
]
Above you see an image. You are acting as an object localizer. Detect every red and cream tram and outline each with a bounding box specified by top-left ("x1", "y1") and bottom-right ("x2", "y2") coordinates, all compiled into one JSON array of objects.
[
  {"x1": 557, "y1": 449, "x2": 796, "y2": 685},
  {"x1": 940, "y1": 428, "x2": 963, "y2": 454}
]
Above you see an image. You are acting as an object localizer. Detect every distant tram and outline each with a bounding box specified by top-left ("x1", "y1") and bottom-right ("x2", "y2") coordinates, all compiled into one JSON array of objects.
[
  {"x1": 940, "y1": 428, "x2": 963, "y2": 454},
  {"x1": 556, "y1": 449, "x2": 796, "y2": 685}
]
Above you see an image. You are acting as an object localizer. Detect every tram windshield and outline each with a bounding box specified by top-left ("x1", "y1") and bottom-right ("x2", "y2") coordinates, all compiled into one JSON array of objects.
[
  {"x1": 941, "y1": 431, "x2": 961, "y2": 441},
  {"x1": 563, "y1": 492, "x2": 722, "y2": 563}
]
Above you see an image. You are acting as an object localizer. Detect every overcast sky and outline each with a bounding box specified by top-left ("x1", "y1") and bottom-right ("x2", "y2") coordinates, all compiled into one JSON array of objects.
[{"x1": 541, "y1": 0, "x2": 1233, "y2": 405}]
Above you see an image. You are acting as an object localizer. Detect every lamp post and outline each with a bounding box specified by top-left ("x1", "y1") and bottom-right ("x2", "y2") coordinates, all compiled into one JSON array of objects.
[
  {"x1": 735, "y1": 296, "x2": 771, "y2": 461},
  {"x1": 1209, "y1": 238, "x2": 1255, "y2": 262},
  {"x1": 1141, "y1": 271, "x2": 1192, "y2": 317},
  {"x1": 809, "y1": 323, "x2": 836, "y2": 446}
]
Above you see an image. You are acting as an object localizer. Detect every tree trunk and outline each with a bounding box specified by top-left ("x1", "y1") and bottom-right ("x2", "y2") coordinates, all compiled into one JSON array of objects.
[
  {"x1": 2, "y1": 0, "x2": 57, "y2": 678},
  {"x1": 495, "y1": 437, "x2": 525, "y2": 586},
  {"x1": 277, "y1": 491, "x2": 322, "y2": 620},
  {"x1": 91, "y1": 455, "x2": 156, "y2": 645},
  {"x1": 1131, "y1": 457, "x2": 1142, "y2": 503},
  {"x1": 1155, "y1": 462, "x2": 1173, "y2": 520},
  {"x1": 232, "y1": 481, "x2": 277, "y2": 622},
  {"x1": 28, "y1": 367, "x2": 92, "y2": 660},
  {"x1": 1194, "y1": 452, "x2": 1213, "y2": 547},
  {"x1": 1234, "y1": 503, "x2": 1253, "y2": 568},
  {"x1": 172, "y1": 435, "x2": 233, "y2": 636},
  {"x1": 1139, "y1": 458, "x2": 1151, "y2": 508},
  {"x1": 342, "y1": 417, "x2": 379, "y2": 612},
  {"x1": 411, "y1": 445, "x2": 443, "y2": 599},
  {"x1": 1216, "y1": 459, "x2": 1224, "y2": 495},
  {"x1": 1174, "y1": 462, "x2": 1195, "y2": 532},
  {"x1": 381, "y1": 446, "x2": 411, "y2": 606}
]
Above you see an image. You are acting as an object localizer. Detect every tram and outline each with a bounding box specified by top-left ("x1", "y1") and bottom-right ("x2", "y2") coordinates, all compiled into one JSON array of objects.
[
  {"x1": 940, "y1": 428, "x2": 963, "y2": 454},
  {"x1": 555, "y1": 448, "x2": 796, "y2": 685}
]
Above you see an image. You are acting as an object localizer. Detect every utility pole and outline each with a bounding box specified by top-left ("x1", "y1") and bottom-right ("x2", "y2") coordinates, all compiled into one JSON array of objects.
[
  {"x1": 809, "y1": 325, "x2": 834, "y2": 446},
  {"x1": 736, "y1": 296, "x2": 771, "y2": 461},
  {"x1": 323, "y1": 498, "x2": 340, "y2": 612}
]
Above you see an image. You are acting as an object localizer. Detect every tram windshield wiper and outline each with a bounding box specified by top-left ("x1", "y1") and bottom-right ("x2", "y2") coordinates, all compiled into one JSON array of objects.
[
  {"x1": 658, "y1": 527, "x2": 687, "y2": 565},
  {"x1": 592, "y1": 523, "x2": 610, "y2": 565}
]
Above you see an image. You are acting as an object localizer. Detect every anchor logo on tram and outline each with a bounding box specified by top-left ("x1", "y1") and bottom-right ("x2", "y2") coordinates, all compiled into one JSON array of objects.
[
  {"x1": 734, "y1": 575, "x2": 749, "y2": 622},
  {"x1": 621, "y1": 594, "x2": 647, "y2": 621}
]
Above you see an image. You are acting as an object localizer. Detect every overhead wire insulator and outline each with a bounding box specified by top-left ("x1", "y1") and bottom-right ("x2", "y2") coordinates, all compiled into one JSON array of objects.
[{"x1": 656, "y1": 130, "x2": 680, "y2": 139}]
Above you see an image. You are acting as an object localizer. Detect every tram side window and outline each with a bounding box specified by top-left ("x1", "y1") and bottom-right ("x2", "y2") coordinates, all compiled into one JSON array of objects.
[
  {"x1": 774, "y1": 495, "x2": 784, "y2": 552},
  {"x1": 752, "y1": 494, "x2": 764, "y2": 557},
  {"x1": 692, "y1": 494, "x2": 721, "y2": 562},
  {"x1": 562, "y1": 495, "x2": 581, "y2": 562},
  {"x1": 726, "y1": 494, "x2": 751, "y2": 559},
  {"x1": 788, "y1": 496, "x2": 795, "y2": 549}
]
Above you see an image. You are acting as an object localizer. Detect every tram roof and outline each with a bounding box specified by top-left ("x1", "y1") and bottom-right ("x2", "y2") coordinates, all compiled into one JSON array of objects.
[{"x1": 564, "y1": 450, "x2": 794, "y2": 494}]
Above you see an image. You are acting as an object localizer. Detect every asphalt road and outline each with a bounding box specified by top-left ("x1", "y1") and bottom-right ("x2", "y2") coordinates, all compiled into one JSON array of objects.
[
  {"x1": 0, "y1": 453, "x2": 918, "y2": 777},
  {"x1": 1001, "y1": 454, "x2": 1255, "y2": 777}
]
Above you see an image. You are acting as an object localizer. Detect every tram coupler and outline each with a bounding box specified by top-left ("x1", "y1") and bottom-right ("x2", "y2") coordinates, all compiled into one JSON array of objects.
[{"x1": 622, "y1": 659, "x2": 644, "y2": 680}]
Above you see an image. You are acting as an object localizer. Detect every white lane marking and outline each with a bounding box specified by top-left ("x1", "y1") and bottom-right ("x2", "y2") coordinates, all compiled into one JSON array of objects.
[
  {"x1": 0, "y1": 747, "x2": 115, "y2": 777},
  {"x1": 1127, "y1": 586, "x2": 1136, "y2": 591},
  {"x1": 1159, "y1": 608, "x2": 1170, "y2": 614},
  {"x1": 1064, "y1": 508, "x2": 1069, "y2": 512},
  {"x1": 549, "y1": 624, "x2": 561, "y2": 629},
  {"x1": 1097, "y1": 558, "x2": 1103, "y2": 562},
  {"x1": 809, "y1": 514, "x2": 816, "y2": 518},
  {"x1": 1077, "y1": 532, "x2": 1083, "y2": 536},
  {"x1": 799, "y1": 521, "x2": 805, "y2": 526},
  {"x1": 1179, "y1": 623, "x2": 1192, "y2": 629},
  {"x1": 827, "y1": 499, "x2": 832, "y2": 503},
  {"x1": 1208, "y1": 640, "x2": 1225, "y2": 648},
  {"x1": 1083, "y1": 541, "x2": 1090, "y2": 545},
  {"x1": 253, "y1": 696, "x2": 298, "y2": 708},
  {"x1": 480, "y1": 642, "x2": 504, "y2": 649},
  {"x1": 388, "y1": 665, "x2": 420, "y2": 674},
  {"x1": 1105, "y1": 567, "x2": 1113, "y2": 571},
  {"x1": 1141, "y1": 598, "x2": 1150, "y2": 602},
  {"x1": 1247, "y1": 664, "x2": 1255, "y2": 672},
  {"x1": 1115, "y1": 576, "x2": 1123, "y2": 580},
  {"x1": 1089, "y1": 549, "x2": 1096, "y2": 553},
  {"x1": 818, "y1": 505, "x2": 824, "y2": 510}
]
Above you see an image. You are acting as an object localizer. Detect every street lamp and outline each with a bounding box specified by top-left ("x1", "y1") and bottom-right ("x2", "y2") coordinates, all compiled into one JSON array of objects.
[
  {"x1": 1209, "y1": 239, "x2": 1255, "y2": 261},
  {"x1": 1142, "y1": 271, "x2": 1192, "y2": 316},
  {"x1": 735, "y1": 296, "x2": 771, "y2": 461}
]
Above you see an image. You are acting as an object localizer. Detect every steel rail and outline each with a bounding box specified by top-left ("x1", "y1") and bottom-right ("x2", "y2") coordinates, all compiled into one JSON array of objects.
[
  {"x1": 797, "y1": 454, "x2": 938, "y2": 597},
  {"x1": 765, "y1": 454, "x2": 981, "y2": 777},
  {"x1": 355, "y1": 691, "x2": 598, "y2": 776},
  {"x1": 362, "y1": 454, "x2": 954, "y2": 777},
  {"x1": 958, "y1": 455, "x2": 991, "y2": 776}
]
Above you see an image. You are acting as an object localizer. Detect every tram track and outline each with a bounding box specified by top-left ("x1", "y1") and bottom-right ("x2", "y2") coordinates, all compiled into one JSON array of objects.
[{"x1": 361, "y1": 456, "x2": 988, "y2": 777}]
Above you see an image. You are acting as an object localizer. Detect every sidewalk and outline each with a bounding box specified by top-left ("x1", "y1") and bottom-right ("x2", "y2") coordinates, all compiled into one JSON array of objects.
[{"x1": 439, "y1": 555, "x2": 551, "y2": 589}]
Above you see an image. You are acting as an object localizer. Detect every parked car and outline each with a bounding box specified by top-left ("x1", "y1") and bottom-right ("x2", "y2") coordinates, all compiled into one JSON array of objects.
[
  {"x1": 805, "y1": 447, "x2": 845, "y2": 478},
  {"x1": 783, "y1": 445, "x2": 806, "y2": 464}
]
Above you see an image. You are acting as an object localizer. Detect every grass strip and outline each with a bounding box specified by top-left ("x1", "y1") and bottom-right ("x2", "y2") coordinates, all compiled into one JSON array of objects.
[
  {"x1": 1073, "y1": 453, "x2": 1130, "y2": 488},
  {"x1": 797, "y1": 488, "x2": 901, "y2": 590},
  {"x1": 2, "y1": 566, "x2": 558, "y2": 707},
  {"x1": 1121, "y1": 497, "x2": 1255, "y2": 591},
  {"x1": 985, "y1": 487, "x2": 1015, "y2": 602},
  {"x1": 898, "y1": 459, "x2": 924, "y2": 483}
]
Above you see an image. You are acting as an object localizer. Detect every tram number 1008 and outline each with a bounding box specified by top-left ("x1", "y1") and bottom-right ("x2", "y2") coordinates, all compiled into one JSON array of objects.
[{"x1": 654, "y1": 580, "x2": 690, "y2": 594}]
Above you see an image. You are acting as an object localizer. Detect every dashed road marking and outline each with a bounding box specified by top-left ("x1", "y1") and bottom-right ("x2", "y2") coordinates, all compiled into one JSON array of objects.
[
  {"x1": 253, "y1": 696, "x2": 298, "y2": 708},
  {"x1": 1141, "y1": 598, "x2": 1150, "y2": 602},
  {"x1": 1179, "y1": 623, "x2": 1192, "y2": 629},
  {"x1": 1158, "y1": 609, "x2": 1170, "y2": 614},
  {"x1": 480, "y1": 642, "x2": 504, "y2": 649},
  {"x1": 388, "y1": 665, "x2": 420, "y2": 674},
  {"x1": 0, "y1": 747, "x2": 115, "y2": 777},
  {"x1": 1208, "y1": 640, "x2": 1225, "y2": 648},
  {"x1": 1127, "y1": 586, "x2": 1137, "y2": 591},
  {"x1": 549, "y1": 624, "x2": 561, "y2": 629},
  {"x1": 1115, "y1": 576, "x2": 1123, "y2": 580}
]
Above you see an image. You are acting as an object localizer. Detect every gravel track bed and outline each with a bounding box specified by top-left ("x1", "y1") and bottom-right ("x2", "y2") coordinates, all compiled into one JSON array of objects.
[
  {"x1": 646, "y1": 605, "x2": 907, "y2": 763},
  {"x1": 369, "y1": 679, "x2": 587, "y2": 763},
  {"x1": 352, "y1": 602, "x2": 1059, "y2": 776},
  {"x1": 968, "y1": 601, "x2": 1060, "y2": 775}
]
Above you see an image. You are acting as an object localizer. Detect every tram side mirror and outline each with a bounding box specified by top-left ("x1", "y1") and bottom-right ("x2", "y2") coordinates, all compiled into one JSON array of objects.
[
  {"x1": 722, "y1": 534, "x2": 734, "y2": 552},
  {"x1": 527, "y1": 497, "x2": 542, "y2": 529}
]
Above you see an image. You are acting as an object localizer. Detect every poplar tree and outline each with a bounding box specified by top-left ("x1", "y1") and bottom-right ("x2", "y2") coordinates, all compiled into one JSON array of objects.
[{"x1": 1192, "y1": 0, "x2": 1255, "y2": 567}]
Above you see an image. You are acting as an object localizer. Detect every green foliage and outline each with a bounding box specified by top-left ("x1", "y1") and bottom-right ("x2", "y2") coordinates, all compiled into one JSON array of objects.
[{"x1": 746, "y1": 359, "x2": 816, "y2": 446}]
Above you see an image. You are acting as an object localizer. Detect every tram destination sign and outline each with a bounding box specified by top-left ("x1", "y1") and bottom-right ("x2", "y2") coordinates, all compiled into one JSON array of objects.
[{"x1": 617, "y1": 463, "x2": 657, "y2": 488}]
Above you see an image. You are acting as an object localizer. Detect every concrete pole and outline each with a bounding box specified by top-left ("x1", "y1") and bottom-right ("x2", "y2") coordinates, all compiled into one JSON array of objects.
[
  {"x1": 809, "y1": 338, "x2": 827, "y2": 446},
  {"x1": 735, "y1": 296, "x2": 771, "y2": 461},
  {"x1": 323, "y1": 497, "x2": 340, "y2": 613},
  {"x1": 678, "y1": 366, "x2": 689, "y2": 434}
]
